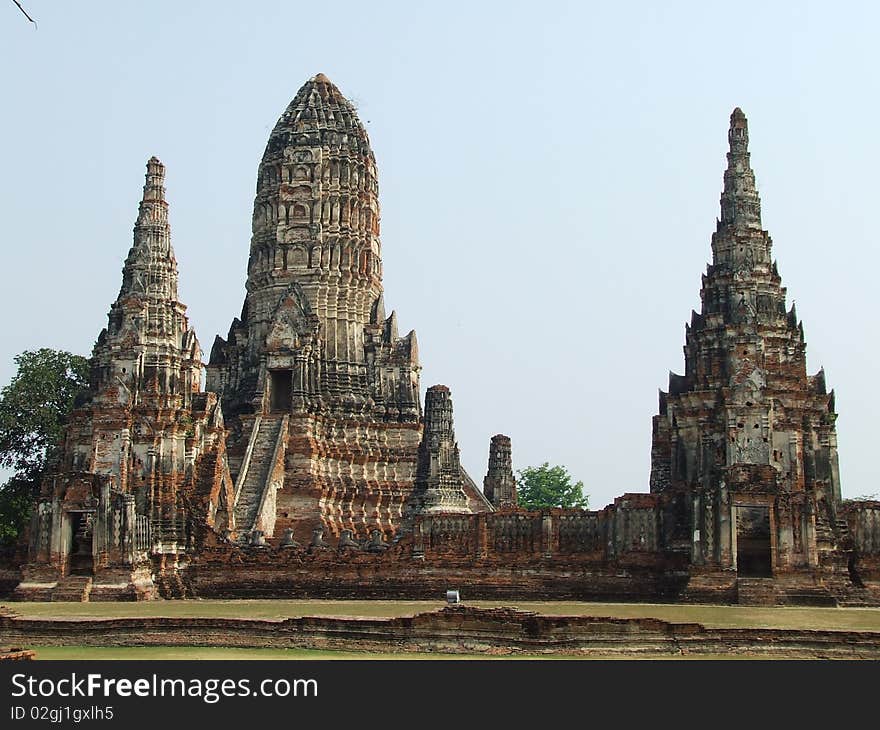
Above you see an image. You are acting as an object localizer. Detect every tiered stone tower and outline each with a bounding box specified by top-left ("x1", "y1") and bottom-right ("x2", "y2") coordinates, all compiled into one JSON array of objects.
[
  {"x1": 16, "y1": 159, "x2": 233, "y2": 601},
  {"x1": 650, "y1": 109, "x2": 845, "y2": 579},
  {"x1": 483, "y1": 434, "x2": 517, "y2": 508},
  {"x1": 207, "y1": 75, "x2": 486, "y2": 544},
  {"x1": 407, "y1": 386, "x2": 471, "y2": 514}
]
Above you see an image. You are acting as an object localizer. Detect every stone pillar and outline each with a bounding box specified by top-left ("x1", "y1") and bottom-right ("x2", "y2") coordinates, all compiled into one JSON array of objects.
[
  {"x1": 719, "y1": 482, "x2": 732, "y2": 568},
  {"x1": 704, "y1": 494, "x2": 715, "y2": 564},
  {"x1": 122, "y1": 494, "x2": 137, "y2": 564},
  {"x1": 412, "y1": 517, "x2": 425, "y2": 557},
  {"x1": 49, "y1": 496, "x2": 64, "y2": 569},
  {"x1": 93, "y1": 480, "x2": 112, "y2": 566},
  {"x1": 805, "y1": 500, "x2": 819, "y2": 567},
  {"x1": 768, "y1": 504, "x2": 778, "y2": 573},
  {"x1": 691, "y1": 494, "x2": 702, "y2": 564},
  {"x1": 775, "y1": 495, "x2": 792, "y2": 569},
  {"x1": 541, "y1": 514, "x2": 553, "y2": 558},
  {"x1": 119, "y1": 428, "x2": 131, "y2": 492}
]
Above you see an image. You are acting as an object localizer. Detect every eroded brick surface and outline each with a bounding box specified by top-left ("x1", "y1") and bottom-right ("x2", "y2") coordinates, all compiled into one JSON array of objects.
[{"x1": 3, "y1": 606, "x2": 879, "y2": 657}]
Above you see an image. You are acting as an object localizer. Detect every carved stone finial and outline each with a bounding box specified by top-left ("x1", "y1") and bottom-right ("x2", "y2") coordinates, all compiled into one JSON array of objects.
[{"x1": 719, "y1": 106, "x2": 762, "y2": 230}]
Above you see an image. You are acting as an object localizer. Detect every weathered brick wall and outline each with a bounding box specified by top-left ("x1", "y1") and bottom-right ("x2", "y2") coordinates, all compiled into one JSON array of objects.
[
  {"x1": 414, "y1": 503, "x2": 661, "y2": 561},
  {"x1": 183, "y1": 505, "x2": 686, "y2": 601},
  {"x1": 841, "y1": 501, "x2": 880, "y2": 585},
  {"x1": 3, "y1": 607, "x2": 880, "y2": 657},
  {"x1": 843, "y1": 501, "x2": 880, "y2": 555}
]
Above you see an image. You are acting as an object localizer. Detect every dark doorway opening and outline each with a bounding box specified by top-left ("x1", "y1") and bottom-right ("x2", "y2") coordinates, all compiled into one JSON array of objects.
[
  {"x1": 68, "y1": 512, "x2": 94, "y2": 576},
  {"x1": 736, "y1": 506, "x2": 771, "y2": 577},
  {"x1": 269, "y1": 370, "x2": 292, "y2": 412}
]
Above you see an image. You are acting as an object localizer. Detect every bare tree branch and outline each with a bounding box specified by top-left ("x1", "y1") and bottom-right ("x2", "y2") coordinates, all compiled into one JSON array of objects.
[{"x1": 11, "y1": 0, "x2": 37, "y2": 27}]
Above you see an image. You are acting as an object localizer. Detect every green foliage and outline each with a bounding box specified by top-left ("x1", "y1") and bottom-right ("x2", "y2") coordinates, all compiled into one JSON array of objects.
[
  {"x1": 0, "y1": 348, "x2": 90, "y2": 476},
  {"x1": 0, "y1": 348, "x2": 89, "y2": 544},
  {"x1": 516, "y1": 462, "x2": 588, "y2": 510},
  {"x1": 0, "y1": 475, "x2": 36, "y2": 544}
]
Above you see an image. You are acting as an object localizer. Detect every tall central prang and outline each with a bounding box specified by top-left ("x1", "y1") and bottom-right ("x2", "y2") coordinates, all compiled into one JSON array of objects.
[
  {"x1": 650, "y1": 109, "x2": 845, "y2": 580},
  {"x1": 208, "y1": 75, "x2": 480, "y2": 544}
]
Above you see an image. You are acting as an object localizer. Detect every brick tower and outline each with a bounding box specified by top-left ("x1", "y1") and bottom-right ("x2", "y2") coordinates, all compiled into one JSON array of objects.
[
  {"x1": 650, "y1": 109, "x2": 846, "y2": 580},
  {"x1": 208, "y1": 75, "x2": 486, "y2": 544},
  {"x1": 16, "y1": 158, "x2": 233, "y2": 600}
]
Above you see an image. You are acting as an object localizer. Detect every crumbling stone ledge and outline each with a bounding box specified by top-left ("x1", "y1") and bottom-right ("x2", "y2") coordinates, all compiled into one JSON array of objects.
[
  {"x1": 0, "y1": 647, "x2": 36, "y2": 660},
  {"x1": 1, "y1": 606, "x2": 879, "y2": 658}
]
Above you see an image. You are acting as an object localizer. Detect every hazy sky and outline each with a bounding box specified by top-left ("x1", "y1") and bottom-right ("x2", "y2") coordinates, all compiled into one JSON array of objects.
[{"x1": 1, "y1": 1, "x2": 877, "y2": 508}]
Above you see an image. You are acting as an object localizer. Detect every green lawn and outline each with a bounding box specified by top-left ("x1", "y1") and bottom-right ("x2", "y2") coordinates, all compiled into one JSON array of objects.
[{"x1": 6, "y1": 599, "x2": 880, "y2": 632}]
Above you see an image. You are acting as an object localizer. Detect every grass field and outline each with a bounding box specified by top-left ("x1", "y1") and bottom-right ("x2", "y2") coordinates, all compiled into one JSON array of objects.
[{"x1": 7, "y1": 599, "x2": 880, "y2": 632}]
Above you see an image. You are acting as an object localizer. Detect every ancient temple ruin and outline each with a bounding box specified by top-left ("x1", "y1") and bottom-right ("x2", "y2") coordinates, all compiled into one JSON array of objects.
[
  {"x1": 15, "y1": 158, "x2": 234, "y2": 601},
  {"x1": 406, "y1": 385, "x2": 488, "y2": 515},
  {"x1": 10, "y1": 79, "x2": 880, "y2": 604},
  {"x1": 484, "y1": 435, "x2": 517, "y2": 509},
  {"x1": 205, "y1": 75, "x2": 488, "y2": 546},
  {"x1": 648, "y1": 109, "x2": 868, "y2": 603}
]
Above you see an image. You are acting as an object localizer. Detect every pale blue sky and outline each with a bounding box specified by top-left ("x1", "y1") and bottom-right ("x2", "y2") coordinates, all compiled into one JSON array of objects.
[{"x1": 1, "y1": 1, "x2": 877, "y2": 507}]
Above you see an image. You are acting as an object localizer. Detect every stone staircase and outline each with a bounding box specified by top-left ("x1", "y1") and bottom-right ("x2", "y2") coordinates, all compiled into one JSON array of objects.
[
  {"x1": 824, "y1": 574, "x2": 873, "y2": 606},
  {"x1": 50, "y1": 575, "x2": 92, "y2": 602},
  {"x1": 815, "y1": 510, "x2": 834, "y2": 546},
  {"x1": 816, "y1": 509, "x2": 852, "y2": 548},
  {"x1": 820, "y1": 551, "x2": 873, "y2": 606},
  {"x1": 679, "y1": 571, "x2": 737, "y2": 603},
  {"x1": 155, "y1": 571, "x2": 189, "y2": 599},
  {"x1": 233, "y1": 415, "x2": 285, "y2": 540},
  {"x1": 835, "y1": 517, "x2": 853, "y2": 548},
  {"x1": 736, "y1": 577, "x2": 777, "y2": 605}
]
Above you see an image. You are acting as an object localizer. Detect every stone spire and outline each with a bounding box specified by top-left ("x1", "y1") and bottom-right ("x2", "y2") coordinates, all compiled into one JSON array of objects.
[
  {"x1": 707, "y1": 107, "x2": 774, "y2": 290},
  {"x1": 94, "y1": 157, "x2": 201, "y2": 406},
  {"x1": 483, "y1": 434, "x2": 517, "y2": 508},
  {"x1": 411, "y1": 386, "x2": 470, "y2": 513},
  {"x1": 719, "y1": 107, "x2": 762, "y2": 232},
  {"x1": 17, "y1": 156, "x2": 235, "y2": 598},
  {"x1": 118, "y1": 156, "x2": 179, "y2": 304},
  {"x1": 651, "y1": 109, "x2": 841, "y2": 514}
]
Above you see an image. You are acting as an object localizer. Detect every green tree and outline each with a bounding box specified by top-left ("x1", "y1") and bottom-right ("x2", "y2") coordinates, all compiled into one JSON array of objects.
[
  {"x1": 0, "y1": 349, "x2": 89, "y2": 544},
  {"x1": 516, "y1": 462, "x2": 588, "y2": 510}
]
